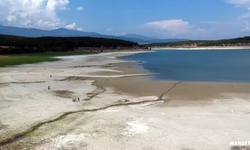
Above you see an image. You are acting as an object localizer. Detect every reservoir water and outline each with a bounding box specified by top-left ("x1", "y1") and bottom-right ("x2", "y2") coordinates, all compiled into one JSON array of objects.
[{"x1": 123, "y1": 49, "x2": 250, "y2": 83}]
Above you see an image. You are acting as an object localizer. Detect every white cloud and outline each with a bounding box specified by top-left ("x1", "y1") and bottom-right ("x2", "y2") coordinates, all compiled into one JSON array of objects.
[
  {"x1": 66, "y1": 22, "x2": 76, "y2": 29},
  {"x1": 77, "y1": 27, "x2": 83, "y2": 31},
  {"x1": 0, "y1": 0, "x2": 69, "y2": 29},
  {"x1": 225, "y1": 0, "x2": 250, "y2": 20},
  {"x1": 7, "y1": 15, "x2": 17, "y2": 22},
  {"x1": 66, "y1": 23, "x2": 83, "y2": 31},
  {"x1": 242, "y1": 21, "x2": 250, "y2": 31},
  {"x1": 141, "y1": 1, "x2": 250, "y2": 39},
  {"x1": 226, "y1": 0, "x2": 250, "y2": 19},
  {"x1": 239, "y1": 12, "x2": 250, "y2": 19},
  {"x1": 144, "y1": 20, "x2": 192, "y2": 35},
  {"x1": 76, "y1": 7, "x2": 83, "y2": 11},
  {"x1": 141, "y1": 19, "x2": 238, "y2": 39},
  {"x1": 224, "y1": 0, "x2": 250, "y2": 32},
  {"x1": 226, "y1": 0, "x2": 250, "y2": 9}
]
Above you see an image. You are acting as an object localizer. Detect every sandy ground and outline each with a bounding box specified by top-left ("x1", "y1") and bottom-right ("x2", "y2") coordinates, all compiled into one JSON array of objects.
[{"x1": 0, "y1": 51, "x2": 250, "y2": 150}]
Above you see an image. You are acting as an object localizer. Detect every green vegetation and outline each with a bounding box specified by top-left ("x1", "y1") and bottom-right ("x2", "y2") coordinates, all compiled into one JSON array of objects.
[
  {"x1": 0, "y1": 52, "x2": 96, "y2": 67},
  {"x1": 0, "y1": 34, "x2": 139, "y2": 54},
  {"x1": 145, "y1": 36, "x2": 250, "y2": 47},
  {"x1": 0, "y1": 34, "x2": 138, "y2": 66}
]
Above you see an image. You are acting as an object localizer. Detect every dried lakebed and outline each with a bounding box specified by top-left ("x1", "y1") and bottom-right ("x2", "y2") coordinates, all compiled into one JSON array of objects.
[{"x1": 0, "y1": 51, "x2": 250, "y2": 150}]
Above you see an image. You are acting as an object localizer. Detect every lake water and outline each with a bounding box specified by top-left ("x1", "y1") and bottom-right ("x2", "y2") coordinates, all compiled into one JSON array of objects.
[{"x1": 123, "y1": 49, "x2": 250, "y2": 83}]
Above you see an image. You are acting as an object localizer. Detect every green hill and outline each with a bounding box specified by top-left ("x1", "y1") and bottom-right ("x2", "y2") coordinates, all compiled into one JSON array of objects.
[
  {"x1": 0, "y1": 34, "x2": 139, "y2": 54},
  {"x1": 145, "y1": 36, "x2": 250, "y2": 47}
]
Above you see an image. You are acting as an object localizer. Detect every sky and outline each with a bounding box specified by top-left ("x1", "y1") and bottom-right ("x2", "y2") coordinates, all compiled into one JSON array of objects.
[{"x1": 1, "y1": 0, "x2": 250, "y2": 40}]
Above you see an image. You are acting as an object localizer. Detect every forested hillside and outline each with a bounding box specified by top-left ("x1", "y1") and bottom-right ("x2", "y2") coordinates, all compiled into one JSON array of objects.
[
  {"x1": 145, "y1": 36, "x2": 250, "y2": 47},
  {"x1": 0, "y1": 34, "x2": 139, "y2": 54}
]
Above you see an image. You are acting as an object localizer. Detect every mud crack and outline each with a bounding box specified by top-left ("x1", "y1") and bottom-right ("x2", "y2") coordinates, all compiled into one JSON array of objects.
[
  {"x1": 0, "y1": 81, "x2": 46, "y2": 84},
  {"x1": 0, "y1": 99, "x2": 163, "y2": 147},
  {"x1": 56, "y1": 77, "x2": 88, "y2": 81},
  {"x1": 159, "y1": 81, "x2": 182, "y2": 100},
  {"x1": 84, "y1": 81, "x2": 106, "y2": 101},
  {"x1": 0, "y1": 81, "x2": 179, "y2": 147}
]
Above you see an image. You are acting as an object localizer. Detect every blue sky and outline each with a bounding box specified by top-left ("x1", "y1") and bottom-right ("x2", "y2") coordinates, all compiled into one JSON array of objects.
[{"x1": 1, "y1": 0, "x2": 250, "y2": 39}]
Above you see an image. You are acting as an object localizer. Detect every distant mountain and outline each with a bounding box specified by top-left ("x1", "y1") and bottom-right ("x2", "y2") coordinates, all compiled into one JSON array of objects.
[
  {"x1": 0, "y1": 26, "x2": 101, "y2": 37},
  {"x1": 0, "y1": 25, "x2": 189, "y2": 44},
  {"x1": 120, "y1": 33, "x2": 156, "y2": 41},
  {"x1": 112, "y1": 33, "x2": 188, "y2": 44}
]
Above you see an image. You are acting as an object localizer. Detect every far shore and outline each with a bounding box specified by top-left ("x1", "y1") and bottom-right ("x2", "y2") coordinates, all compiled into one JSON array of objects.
[{"x1": 152, "y1": 46, "x2": 250, "y2": 50}]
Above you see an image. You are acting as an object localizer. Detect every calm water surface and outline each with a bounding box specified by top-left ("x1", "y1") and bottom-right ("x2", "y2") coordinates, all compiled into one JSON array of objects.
[{"x1": 123, "y1": 49, "x2": 250, "y2": 83}]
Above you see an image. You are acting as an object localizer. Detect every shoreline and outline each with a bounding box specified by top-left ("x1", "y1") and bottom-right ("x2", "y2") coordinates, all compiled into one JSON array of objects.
[
  {"x1": 95, "y1": 59, "x2": 250, "y2": 104},
  {"x1": 93, "y1": 52, "x2": 250, "y2": 104},
  {"x1": 152, "y1": 46, "x2": 250, "y2": 50}
]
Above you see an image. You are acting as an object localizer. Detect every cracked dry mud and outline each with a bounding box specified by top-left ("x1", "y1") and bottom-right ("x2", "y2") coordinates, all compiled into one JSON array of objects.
[{"x1": 0, "y1": 79, "x2": 178, "y2": 147}]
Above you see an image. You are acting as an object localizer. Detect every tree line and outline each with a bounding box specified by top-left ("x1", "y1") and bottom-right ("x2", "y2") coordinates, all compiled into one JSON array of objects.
[
  {"x1": 145, "y1": 36, "x2": 250, "y2": 47},
  {"x1": 0, "y1": 34, "x2": 139, "y2": 54}
]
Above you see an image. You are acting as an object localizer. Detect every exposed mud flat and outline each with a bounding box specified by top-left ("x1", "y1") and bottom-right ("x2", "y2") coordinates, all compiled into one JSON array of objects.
[
  {"x1": 53, "y1": 90, "x2": 75, "y2": 99},
  {"x1": 0, "y1": 122, "x2": 8, "y2": 131},
  {"x1": 0, "y1": 51, "x2": 250, "y2": 150}
]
